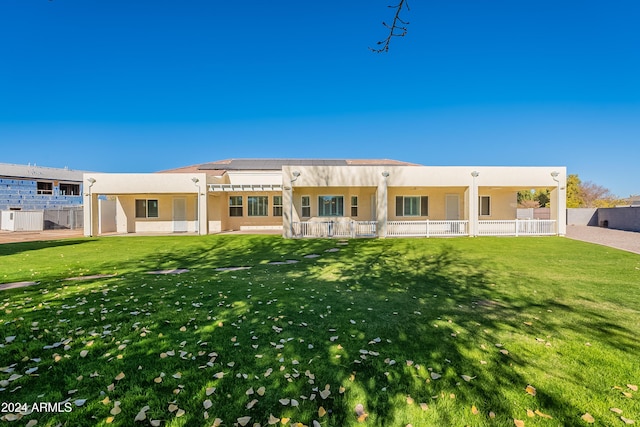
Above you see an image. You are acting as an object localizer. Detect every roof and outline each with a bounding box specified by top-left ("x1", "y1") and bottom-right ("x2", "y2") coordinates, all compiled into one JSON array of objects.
[
  {"x1": 160, "y1": 158, "x2": 419, "y2": 174},
  {"x1": 0, "y1": 163, "x2": 89, "y2": 181}
]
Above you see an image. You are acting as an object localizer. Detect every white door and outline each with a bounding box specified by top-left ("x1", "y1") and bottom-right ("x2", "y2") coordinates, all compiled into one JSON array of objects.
[
  {"x1": 445, "y1": 194, "x2": 460, "y2": 220},
  {"x1": 173, "y1": 198, "x2": 188, "y2": 232}
]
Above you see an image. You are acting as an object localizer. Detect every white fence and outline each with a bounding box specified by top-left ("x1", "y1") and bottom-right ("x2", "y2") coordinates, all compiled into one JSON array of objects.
[
  {"x1": 293, "y1": 219, "x2": 556, "y2": 238},
  {"x1": 387, "y1": 220, "x2": 468, "y2": 237},
  {"x1": 478, "y1": 220, "x2": 556, "y2": 236},
  {"x1": 293, "y1": 221, "x2": 377, "y2": 238}
]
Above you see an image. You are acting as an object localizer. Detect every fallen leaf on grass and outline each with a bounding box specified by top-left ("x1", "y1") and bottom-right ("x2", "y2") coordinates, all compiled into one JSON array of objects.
[
  {"x1": 472, "y1": 405, "x2": 479, "y2": 415},
  {"x1": 115, "y1": 372, "x2": 125, "y2": 381},
  {"x1": 206, "y1": 387, "x2": 216, "y2": 395},
  {"x1": 203, "y1": 399, "x2": 212, "y2": 410},
  {"x1": 257, "y1": 386, "x2": 266, "y2": 396},
  {"x1": 534, "y1": 410, "x2": 553, "y2": 419},
  {"x1": 355, "y1": 403, "x2": 368, "y2": 423},
  {"x1": 525, "y1": 385, "x2": 537, "y2": 396},
  {"x1": 611, "y1": 408, "x2": 623, "y2": 414},
  {"x1": 527, "y1": 409, "x2": 535, "y2": 417},
  {"x1": 621, "y1": 416, "x2": 635, "y2": 424},
  {"x1": 238, "y1": 417, "x2": 251, "y2": 427},
  {"x1": 246, "y1": 399, "x2": 259, "y2": 409},
  {"x1": 581, "y1": 413, "x2": 595, "y2": 423},
  {"x1": 318, "y1": 407, "x2": 326, "y2": 417},
  {"x1": 268, "y1": 414, "x2": 280, "y2": 425},
  {"x1": 461, "y1": 375, "x2": 476, "y2": 382},
  {"x1": 514, "y1": 420, "x2": 525, "y2": 427},
  {"x1": 628, "y1": 384, "x2": 638, "y2": 392}
]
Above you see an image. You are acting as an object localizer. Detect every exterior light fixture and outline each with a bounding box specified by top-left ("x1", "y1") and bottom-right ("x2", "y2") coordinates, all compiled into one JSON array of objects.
[
  {"x1": 471, "y1": 171, "x2": 479, "y2": 178},
  {"x1": 381, "y1": 171, "x2": 390, "y2": 178},
  {"x1": 550, "y1": 171, "x2": 559, "y2": 180}
]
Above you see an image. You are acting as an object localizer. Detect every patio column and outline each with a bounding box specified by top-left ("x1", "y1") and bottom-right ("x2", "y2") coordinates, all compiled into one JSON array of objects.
[
  {"x1": 550, "y1": 171, "x2": 567, "y2": 236},
  {"x1": 469, "y1": 171, "x2": 480, "y2": 236},
  {"x1": 83, "y1": 177, "x2": 97, "y2": 237},
  {"x1": 376, "y1": 171, "x2": 390, "y2": 237}
]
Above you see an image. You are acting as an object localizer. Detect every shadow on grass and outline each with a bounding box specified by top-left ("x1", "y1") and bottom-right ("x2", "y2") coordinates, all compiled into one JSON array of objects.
[{"x1": 1, "y1": 236, "x2": 637, "y2": 426}]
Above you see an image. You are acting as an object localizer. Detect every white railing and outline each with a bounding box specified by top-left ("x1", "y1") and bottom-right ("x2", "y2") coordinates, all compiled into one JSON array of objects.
[
  {"x1": 386, "y1": 220, "x2": 469, "y2": 237},
  {"x1": 292, "y1": 219, "x2": 556, "y2": 238},
  {"x1": 478, "y1": 219, "x2": 556, "y2": 236},
  {"x1": 293, "y1": 220, "x2": 377, "y2": 238}
]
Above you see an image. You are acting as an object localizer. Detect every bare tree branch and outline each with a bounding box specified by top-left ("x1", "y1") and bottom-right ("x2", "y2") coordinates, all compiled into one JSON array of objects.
[{"x1": 370, "y1": 0, "x2": 410, "y2": 53}]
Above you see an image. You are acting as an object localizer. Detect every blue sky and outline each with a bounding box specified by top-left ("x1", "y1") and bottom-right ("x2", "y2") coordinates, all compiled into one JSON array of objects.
[{"x1": 1, "y1": 1, "x2": 638, "y2": 197}]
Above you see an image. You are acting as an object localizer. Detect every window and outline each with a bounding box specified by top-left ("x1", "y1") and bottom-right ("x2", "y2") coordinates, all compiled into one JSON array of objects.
[
  {"x1": 37, "y1": 181, "x2": 53, "y2": 195},
  {"x1": 350, "y1": 196, "x2": 358, "y2": 217},
  {"x1": 395, "y1": 196, "x2": 428, "y2": 217},
  {"x1": 301, "y1": 196, "x2": 311, "y2": 218},
  {"x1": 135, "y1": 199, "x2": 159, "y2": 218},
  {"x1": 479, "y1": 196, "x2": 491, "y2": 216},
  {"x1": 273, "y1": 195, "x2": 283, "y2": 216},
  {"x1": 60, "y1": 183, "x2": 80, "y2": 196},
  {"x1": 318, "y1": 196, "x2": 344, "y2": 217},
  {"x1": 229, "y1": 196, "x2": 243, "y2": 217},
  {"x1": 248, "y1": 196, "x2": 268, "y2": 216}
]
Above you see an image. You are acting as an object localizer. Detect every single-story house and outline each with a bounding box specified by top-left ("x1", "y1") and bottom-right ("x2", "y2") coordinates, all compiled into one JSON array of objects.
[{"x1": 83, "y1": 159, "x2": 566, "y2": 238}]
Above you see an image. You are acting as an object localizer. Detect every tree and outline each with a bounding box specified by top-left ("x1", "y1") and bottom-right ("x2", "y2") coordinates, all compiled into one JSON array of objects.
[
  {"x1": 371, "y1": 0, "x2": 410, "y2": 53},
  {"x1": 565, "y1": 174, "x2": 620, "y2": 208},
  {"x1": 517, "y1": 189, "x2": 550, "y2": 208},
  {"x1": 566, "y1": 174, "x2": 582, "y2": 208},
  {"x1": 580, "y1": 181, "x2": 618, "y2": 208}
]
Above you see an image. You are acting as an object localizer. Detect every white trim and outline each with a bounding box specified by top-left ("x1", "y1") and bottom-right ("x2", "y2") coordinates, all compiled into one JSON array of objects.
[{"x1": 208, "y1": 184, "x2": 282, "y2": 192}]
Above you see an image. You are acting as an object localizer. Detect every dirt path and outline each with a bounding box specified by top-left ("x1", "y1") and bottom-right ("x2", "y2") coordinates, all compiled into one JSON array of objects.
[{"x1": 0, "y1": 229, "x2": 83, "y2": 244}]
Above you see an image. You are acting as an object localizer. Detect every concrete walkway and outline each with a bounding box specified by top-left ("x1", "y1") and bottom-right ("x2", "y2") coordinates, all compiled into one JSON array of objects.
[{"x1": 565, "y1": 225, "x2": 640, "y2": 255}]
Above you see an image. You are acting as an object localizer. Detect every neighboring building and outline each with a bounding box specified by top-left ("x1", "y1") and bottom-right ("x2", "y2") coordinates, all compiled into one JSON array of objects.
[
  {"x1": 83, "y1": 159, "x2": 567, "y2": 238},
  {"x1": 0, "y1": 163, "x2": 87, "y2": 229}
]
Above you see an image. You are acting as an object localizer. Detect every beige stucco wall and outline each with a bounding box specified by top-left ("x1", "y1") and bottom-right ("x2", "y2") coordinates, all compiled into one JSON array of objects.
[
  {"x1": 387, "y1": 187, "x2": 467, "y2": 220},
  {"x1": 291, "y1": 186, "x2": 377, "y2": 221},
  {"x1": 208, "y1": 192, "x2": 283, "y2": 232},
  {"x1": 114, "y1": 194, "x2": 199, "y2": 234},
  {"x1": 477, "y1": 188, "x2": 518, "y2": 220},
  {"x1": 83, "y1": 173, "x2": 208, "y2": 236}
]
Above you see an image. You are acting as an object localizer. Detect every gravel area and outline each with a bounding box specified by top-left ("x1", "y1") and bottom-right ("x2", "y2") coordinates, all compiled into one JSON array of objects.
[{"x1": 565, "y1": 225, "x2": 640, "y2": 255}]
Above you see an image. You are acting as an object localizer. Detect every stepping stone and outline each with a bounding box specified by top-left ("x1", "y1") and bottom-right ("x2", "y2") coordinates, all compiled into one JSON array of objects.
[
  {"x1": 267, "y1": 260, "x2": 299, "y2": 265},
  {"x1": 325, "y1": 248, "x2": 340, "y2": 253},
  {"x1": 147, "y1": 269, "x2": 190, "y2": 275},
  {"x1": 303, "y1": 254, "x2": 321, "y2": 259},
  {"x1": 215, "y1": 266, "x2": 252, "y2": 272},
  {"x1": 65, "y1": 274, "x2": 118, "y2": 281},
  {"x1": 0, "y1": 281, "x2": 38, "y2": 291}
]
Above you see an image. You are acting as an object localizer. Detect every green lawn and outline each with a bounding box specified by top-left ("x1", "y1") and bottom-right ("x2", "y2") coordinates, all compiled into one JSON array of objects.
[{"x1": 1, "y1": 235, "x2": 639, "y2": 426}]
